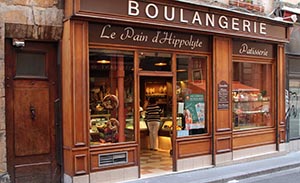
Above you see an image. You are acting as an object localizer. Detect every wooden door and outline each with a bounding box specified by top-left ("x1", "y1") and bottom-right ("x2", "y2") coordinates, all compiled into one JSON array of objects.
[{"x1": 5, "y1": 39, "x2": 61, "y2": 183}]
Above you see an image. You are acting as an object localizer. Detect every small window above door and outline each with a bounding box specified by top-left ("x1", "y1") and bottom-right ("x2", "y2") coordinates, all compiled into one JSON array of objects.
[
  {"x1": 15, "y1": 52, "x2": 47, "y2": 78},
  {"x1": 139, "y1": 52, "x2": 171, "y2": 71}
]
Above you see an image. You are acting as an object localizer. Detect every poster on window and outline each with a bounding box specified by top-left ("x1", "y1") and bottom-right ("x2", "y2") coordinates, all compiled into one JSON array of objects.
[{"x1": 184, "y1": 94, "x2": 205, "y2": 129}]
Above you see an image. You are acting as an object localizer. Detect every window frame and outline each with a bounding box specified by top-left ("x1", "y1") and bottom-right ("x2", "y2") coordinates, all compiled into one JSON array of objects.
[{"x1": 232, "y1": 57, "x2": 276, "y2": 131}]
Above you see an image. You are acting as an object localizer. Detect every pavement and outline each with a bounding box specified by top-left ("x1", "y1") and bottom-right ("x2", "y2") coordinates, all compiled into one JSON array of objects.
[
  {"x1": 124, "y1": 151, "x2": 300, "y2": 183},
  {"x1": 0, "y1": 171, "x2": 9, "y2": 183}
]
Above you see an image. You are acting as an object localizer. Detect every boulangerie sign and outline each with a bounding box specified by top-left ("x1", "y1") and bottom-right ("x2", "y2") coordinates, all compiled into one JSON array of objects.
[{"x1": 79, "y1": 0, "x2": 290, "y2": 42}]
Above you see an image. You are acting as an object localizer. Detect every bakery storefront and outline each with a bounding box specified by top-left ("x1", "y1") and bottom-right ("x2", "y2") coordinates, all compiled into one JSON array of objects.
[{"x1": 62, "y1": 1, "x2": 290, "y2": 182}]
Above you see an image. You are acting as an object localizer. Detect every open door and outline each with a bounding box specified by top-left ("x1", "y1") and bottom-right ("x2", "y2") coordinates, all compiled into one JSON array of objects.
[
  {"x1": 139, "y1": 75, "x2": 175, "y2": 177},
  {"x1": 136, "y1": 51, "x2": 176, "y2": 177}
]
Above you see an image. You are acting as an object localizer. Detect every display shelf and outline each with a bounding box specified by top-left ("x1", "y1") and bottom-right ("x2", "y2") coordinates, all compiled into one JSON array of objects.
[
  {"x1": 145, "y1": 93, "x2": 166, "y2": 97},
  {"x1": 232, "y1": 82, "x2": 271, "y2": 129},
  {"x1": 234, "y1": 110, "x2": 268, "y2": 114}
]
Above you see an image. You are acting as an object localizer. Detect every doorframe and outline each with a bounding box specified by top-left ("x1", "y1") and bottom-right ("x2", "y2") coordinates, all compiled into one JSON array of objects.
[{"x1": 137, "y1": 69, "x2": 177, "y2": 173}]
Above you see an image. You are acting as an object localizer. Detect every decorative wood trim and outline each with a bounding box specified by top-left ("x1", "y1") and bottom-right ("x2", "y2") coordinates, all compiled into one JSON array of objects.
[
  {"x1": 71, "y1": 20, "x2": 89, "y2": 147},
  {"x1": 139, "y1": 71, "x2": 173, "y2": 77},
  {"x1": 213, "y1": 37, "x2": 232, "y2": 132},
  {"x1": 279, "y1": 127, "x2": 286, "y2": 143},
  {"x1": 74, "y1": 154, "x2": 88, "y2": 175},
  {"x1": 277, "y1": 44, "x2": 286, "y2": 144},
  {"x1": 216, "y1": 128, "x2": 231, "y2": 132},
  {"x1": 232, "y1": 56, "x2": 274, "y2": 64},
  {"x1": 233, "y1": 129, "x2": 276, "y2": 150},
  {"x1": 172, "y1": 53, "x2": 178, "y2": 172},
  {"x1": 215, "y1": 136, "x2": 232, "y2": 153},
  {"x1": 177, "y1": 138, "x2": 211, "y2": 158},
  {"x1": 134, "y1": 51, "x2": 140, "y2": 173},
  {"x1": 64, "y1": 0, "x2": 74, "y2": 18},
  {"x1": 62, "y1": 19, "x2": 90, "y2": 176}
]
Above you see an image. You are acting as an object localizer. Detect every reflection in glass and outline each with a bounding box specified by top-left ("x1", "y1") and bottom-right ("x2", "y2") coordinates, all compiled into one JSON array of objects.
[
  {"x1": 288, "y1": 79, "x2": 300, "y2": 139},
  {"x1": 89, "y1": 49, "x2": 134, "y2": 146},
  {"x1": 287, "y1": 56, "x2": 300, "y2": 139},
  {"x1": 176, "y1": 55, "x2": 207, "y2": 136},
  {"x1": 232, "y1": 62, "x2": 273, "y2": 130}
]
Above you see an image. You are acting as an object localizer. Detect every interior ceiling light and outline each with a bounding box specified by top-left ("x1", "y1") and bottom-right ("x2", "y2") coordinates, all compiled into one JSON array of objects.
[
  {"x1": 154, "y1": 62, "x2": 167, "y2": 66},
  {"x1": 131, "y1": 68, "x2": 143, "y2": 71},
  {"x1": 97, "y1": 60, "x2": 111, "y2": 64},
  {"x1": 177, "y1": 69, "x2": 187, "y2": 72}
]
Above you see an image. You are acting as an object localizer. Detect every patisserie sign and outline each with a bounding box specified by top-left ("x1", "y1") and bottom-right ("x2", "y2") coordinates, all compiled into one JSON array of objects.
[
  {"x1": 239, "y1": 43, "x2": 269, "y2": 57},
  {"x1": 233, "y1": 40, "x2": 274, "y2": 58}
]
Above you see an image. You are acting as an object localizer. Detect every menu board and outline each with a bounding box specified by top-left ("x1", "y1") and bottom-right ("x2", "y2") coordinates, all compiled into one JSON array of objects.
[
  {"x1": 184, "y1": 94, "x2": 205, "y2": 129},
  {"x1": 218, "y1": 80, "x2": 229, "y2": 109}
]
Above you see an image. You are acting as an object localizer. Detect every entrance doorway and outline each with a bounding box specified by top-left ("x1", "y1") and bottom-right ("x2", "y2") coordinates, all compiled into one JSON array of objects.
[
  {"x1": 139, "y1": 76, "x2": 174, "y2": 177},
  {"x1": 5, "y1": 40, "x2": 61, "y2": 183}
]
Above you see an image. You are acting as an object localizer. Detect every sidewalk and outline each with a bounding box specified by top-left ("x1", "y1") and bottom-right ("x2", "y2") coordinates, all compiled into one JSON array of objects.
[
  {"x1": 125, "y1": 151, "x2": 300, "y2": 183},
  {"x1": 0, "y1": 171, "x2": 9, "y2": 183}
]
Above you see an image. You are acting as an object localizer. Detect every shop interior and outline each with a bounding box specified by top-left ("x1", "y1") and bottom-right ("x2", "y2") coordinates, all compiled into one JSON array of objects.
[
  {"x1": 88, "y1": 49, "x2": 208, "y2": 176},
  {"x1": 232, "y1": 62, "x2": 272, "y2": 130},
  {"x1": 139, "y1": 76, "x2": 174, "y2": 176},
  {"x1": 88, "y1": 49, "x2": 174, "y2": 176}
]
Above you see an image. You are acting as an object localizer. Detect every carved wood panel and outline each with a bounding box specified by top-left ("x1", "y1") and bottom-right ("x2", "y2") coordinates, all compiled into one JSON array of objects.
[
  {"x1": 213, "y1": 37, "x2": 232, "y2": 132},
  {"x1": 215, "y1": 135, "x2": 232, "y2": 153},
  {"x1": 233, "y1": 129, "x2": 276, "y2": 149},
  {"x1": 177, "y1": 138, "x2": 211, "y2": 158}
]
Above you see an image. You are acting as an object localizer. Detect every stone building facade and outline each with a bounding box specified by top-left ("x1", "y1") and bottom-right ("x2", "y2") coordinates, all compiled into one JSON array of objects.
[
  {"x1": 0, "y1": 18, "x2": 7, "y2": 183},
  {"x1": 0, "y1": 1, "x2": 63, "y2": 182}
]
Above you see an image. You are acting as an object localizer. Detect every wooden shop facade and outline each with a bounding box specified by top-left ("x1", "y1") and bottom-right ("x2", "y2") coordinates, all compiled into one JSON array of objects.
[{"x1": 62, "y1": 0, "x2": 291, "y2": 182}]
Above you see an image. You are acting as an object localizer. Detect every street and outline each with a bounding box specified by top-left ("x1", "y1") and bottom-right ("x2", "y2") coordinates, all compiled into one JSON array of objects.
[{"x1": 227, "y1": 167, "x2": 300, "y2": 183}]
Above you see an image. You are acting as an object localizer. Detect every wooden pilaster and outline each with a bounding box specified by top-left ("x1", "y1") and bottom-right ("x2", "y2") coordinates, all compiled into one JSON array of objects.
[{"x1": 62, "y1": 19, "x2": 89, "y2": 176}]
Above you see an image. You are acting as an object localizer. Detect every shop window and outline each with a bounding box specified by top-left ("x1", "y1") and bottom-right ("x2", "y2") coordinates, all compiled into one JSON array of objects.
[
  {"x1": 232, "y1": 62, "x2": 273, "y2": 130},
  {"x1": 287, "y1": 56, "x2": 300, "y2": 139},
  {"x1": 139, "y1": 52, "x2": 171, "y2": 71},
  {"x1": 288, "y1": 79, "x2": 300, "y2": 139},
  {"x1": 89, "y1": 49, "x2": 134, "y2": 146},
  {"x1": 176, "y1": 55, "x2": 207, "y2": 136}
]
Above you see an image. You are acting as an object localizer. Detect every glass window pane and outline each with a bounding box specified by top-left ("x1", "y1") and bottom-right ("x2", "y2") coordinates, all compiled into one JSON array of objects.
[
  {"x1": 16, "y1": 52, "x2": 46, "y2": 77},
  {"x1": 176, "y1": 55, "x2": 207, "y2": 136},
  {"x1": 288, "y1": 79, "x2": 300, "y2": 138},
  {"x1": 89, "y1": 49, "x2": 134, "y2": 146},
  {"x1": 287, "y1": 56, "x2": 300, "y2": 139},
  {"x1": 232, "y1": 62, "x2": 273, "y2": 130},
  {"x1": 139, "y1": 52, "x2": 171, "y2": 71}
]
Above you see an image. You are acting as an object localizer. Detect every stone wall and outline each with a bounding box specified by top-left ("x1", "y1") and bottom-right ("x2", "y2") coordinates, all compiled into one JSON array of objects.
[
  {"x1": 0, "y1": 19, "x2": 5, "y2": 174},
  {"x1": 0, "y1": 0, "x2": 64, "y2": 39},
  {"x1": 0, "y1": 0, "x2": 64, "y2": 181}
]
